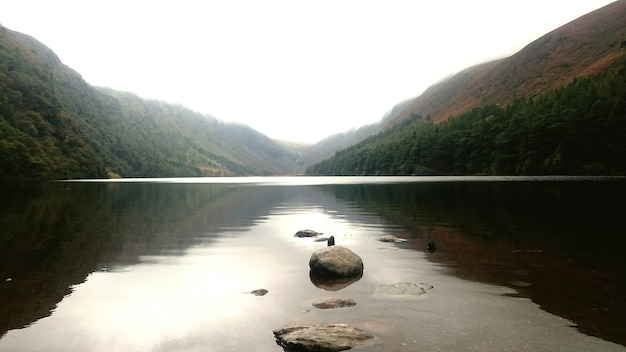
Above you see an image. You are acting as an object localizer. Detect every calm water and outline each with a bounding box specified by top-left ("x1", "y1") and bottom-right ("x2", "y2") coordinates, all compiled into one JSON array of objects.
[{"x1": 1, "y1": 176, "x2": 625, "y2": 352}]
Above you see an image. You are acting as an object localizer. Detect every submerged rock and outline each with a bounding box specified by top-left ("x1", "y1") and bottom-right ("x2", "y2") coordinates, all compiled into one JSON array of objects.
[
  {"x1": 372, "y1": 282, "x2": 433, "y2": 299},
  {"x1": 273, "y1": 324, "x2": 373, "y2": 352},
  {"x1": 309, "y1": 246, "x2": 364, "y2": 277},
  {"x1": 295, "y1": 229, "x2": 323, "y2": 238},
  {"x1": 311, "y1": 298, "x2": 357, "y2": 309},
  {"x1": 377, "y1": 235, "x2": 406, "y2": 243}
]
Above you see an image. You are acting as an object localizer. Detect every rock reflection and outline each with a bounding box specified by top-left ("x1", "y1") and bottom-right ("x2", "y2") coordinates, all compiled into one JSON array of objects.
[{"x1": 309, "y1": 271, "x2": 362, "y2": 291}]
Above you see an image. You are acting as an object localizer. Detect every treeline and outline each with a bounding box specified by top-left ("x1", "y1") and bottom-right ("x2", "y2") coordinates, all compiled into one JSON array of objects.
[
  {"x1": 0, "y1": 27, "x2": 101, "y2": 180},
  {"x1": 306, "y1": 56, "x2": 626, "y2": 176}
]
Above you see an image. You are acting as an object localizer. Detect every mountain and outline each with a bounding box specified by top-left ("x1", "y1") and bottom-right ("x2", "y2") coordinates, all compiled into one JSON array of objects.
[
  {"x1": 4, "y1": 1, "x2": 625, "y2": 180},
  {"x1": 0, "y1": 25, "x2": 300, "y2": 180},
  {"x1": 296, "y1": 99, "x2": 413, "y2": 168},
  {"x1": 306, "y1": 0, "x2": 626, "y2": 176},
  {"x1": 303, "y1": 1, "x2": 626, "y2": 169},
  {"x1": 386, "y1": 0, "x2": 626, "y2": 128}
]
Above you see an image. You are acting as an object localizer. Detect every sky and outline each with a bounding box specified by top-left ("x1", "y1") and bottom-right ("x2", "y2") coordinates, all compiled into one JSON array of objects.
[{"x1": 1, "y1": 1, "x2": 616, "y2": 143}]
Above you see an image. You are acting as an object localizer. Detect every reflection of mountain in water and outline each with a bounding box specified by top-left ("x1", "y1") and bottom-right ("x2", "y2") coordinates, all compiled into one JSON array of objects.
[
  {"x1": 3, "y1": 179, "x2": 625, "y2": 346},
  {"x1": 0, "y1": 181, "x2": 398, "y2": 337},
  {"x1": 0, "y1": 182, "x2": 293, "y2": 336},
  {"x1": 323, "y1": 180, "x2": 626, "y2": 346}
]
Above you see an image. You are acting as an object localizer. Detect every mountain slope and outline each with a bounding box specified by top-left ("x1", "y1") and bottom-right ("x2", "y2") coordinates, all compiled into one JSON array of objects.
[
  {"x1": 302, "y1": 1, "x2": 626, "y2": 169},
  {"x1": 306, "y1": 57, "x2": 626, "y2": 176},
  {"x1": 0, "y1": 25, "x2": 300, "y2": 179},
  {"x1": 386, "y1": 0, "x2": 626, "y2": 128},
  {"x1": 306, "y1": 0, "x2": 626, "y2": 176},
  {"x1": 297, "y1": 98, "x2": 413, "y2": 168}
]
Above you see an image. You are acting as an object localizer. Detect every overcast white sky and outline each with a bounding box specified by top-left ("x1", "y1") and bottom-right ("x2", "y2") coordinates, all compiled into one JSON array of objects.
[{"x1": 1, "y1": 1, "x2": 616, "y2": 143}]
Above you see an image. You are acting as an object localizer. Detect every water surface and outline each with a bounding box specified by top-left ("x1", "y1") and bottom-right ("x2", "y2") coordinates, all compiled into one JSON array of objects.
[{"x1": 1, "y1": 176, "x2": 624, "y2": 351}]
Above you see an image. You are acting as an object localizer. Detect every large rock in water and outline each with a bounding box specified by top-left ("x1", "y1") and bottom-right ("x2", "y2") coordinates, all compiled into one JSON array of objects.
[
  {"x1": 273, "y1": 324, "x2": 373, "y2": 352},
  {"x1": 309, "y1": 246, "x2": 364, "y2": 277}
]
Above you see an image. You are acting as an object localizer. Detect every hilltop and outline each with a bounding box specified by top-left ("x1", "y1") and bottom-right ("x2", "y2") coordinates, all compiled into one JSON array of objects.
[{"x1": 386, "y1": 0, "x2": 626, "y2": 128}]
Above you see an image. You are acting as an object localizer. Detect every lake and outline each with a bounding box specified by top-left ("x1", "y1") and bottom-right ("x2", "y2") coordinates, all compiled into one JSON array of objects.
[{"x1": 1, "y1": 176, "x2": 625, "y2": 352}]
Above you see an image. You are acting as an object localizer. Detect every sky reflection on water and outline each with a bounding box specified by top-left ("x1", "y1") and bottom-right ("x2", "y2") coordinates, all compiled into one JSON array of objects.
[{"x1": 1, "y1": 177, "x2": 625, "y2": 351}]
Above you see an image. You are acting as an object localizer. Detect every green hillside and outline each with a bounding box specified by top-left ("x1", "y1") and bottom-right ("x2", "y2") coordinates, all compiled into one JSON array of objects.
[
  {"x1": 0, "y1": 25, "x2": 300, "y2": 180},
  {"x1": 306, "y1": 1, "x2": 626, "y2": 177},
  {"x1": 306, "y1": 56, "x2": 626, "y2": 176}
]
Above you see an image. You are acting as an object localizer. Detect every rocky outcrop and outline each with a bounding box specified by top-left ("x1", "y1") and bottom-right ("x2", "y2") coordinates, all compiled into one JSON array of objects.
[
  {"x1": 273, "y1": 324, "x2": 373, "y2": 352},
  {"x1": 309, "y1": 246, "x2": 364, "y2": 277},
  {"x1": 311, "y1": 298, "x2": 357, "y2": 309}
]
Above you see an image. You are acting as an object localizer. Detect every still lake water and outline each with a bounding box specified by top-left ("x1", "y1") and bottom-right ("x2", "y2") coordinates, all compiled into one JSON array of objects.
[{"x1": 1, "y1": 176, "x2": 625, "y2": 352}]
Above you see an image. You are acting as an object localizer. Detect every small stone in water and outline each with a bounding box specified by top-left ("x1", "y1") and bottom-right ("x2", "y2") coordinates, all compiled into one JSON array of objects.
[
  {"x1": 311, "y1": 298, "x2": 357, "y2": 309},
  {"x1": 377, "y1": 235, "x2": 406, "y2": 243},
  {"x1": 248, "y1": 289, "x2": 269, "y2": 296},
  {"x1": 295, "y1": 229, "x2": 323, "y2": 238}
]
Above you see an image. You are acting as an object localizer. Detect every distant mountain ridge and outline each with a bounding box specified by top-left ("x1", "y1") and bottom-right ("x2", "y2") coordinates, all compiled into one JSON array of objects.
[
  {"x1": 298, "y1": 99, "x2": 412, "y2": 167},
  {"x1": 385, "y1": 0, "x2": 626, "y2": 128},
  {"x1": 0, "y1": 25, "x2": 301, "y2": 179}
]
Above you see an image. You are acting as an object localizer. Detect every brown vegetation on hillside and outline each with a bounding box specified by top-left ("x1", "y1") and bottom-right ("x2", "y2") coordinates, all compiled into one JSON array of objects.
[{"x1": 387, "y1": 0, "x2": 626, "y2": 128}]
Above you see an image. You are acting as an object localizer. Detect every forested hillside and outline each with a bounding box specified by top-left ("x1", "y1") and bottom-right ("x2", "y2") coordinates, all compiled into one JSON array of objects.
[
  {"x1": 0, "y1": 25, "x2": 300, "y2": 180},
  {"x1": 306, "y1": 56, "x2": 626, "y2": 176},
  {"x1": 3, "y1": 1, "x2": 625, "y2": 180},
  {"x1": 306, "y1": 1, "x2": 626, "y2": 177}
]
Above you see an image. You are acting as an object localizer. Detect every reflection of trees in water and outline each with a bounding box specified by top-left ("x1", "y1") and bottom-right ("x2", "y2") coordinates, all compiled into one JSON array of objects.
[
  {"x1": 326, "y1": 180, "x2": 626, "y2": 270},
  {"x1": 1, "y1": 183, "x2": 98, "y2": 337},
  {"x1": 0, "y1": 182, "x2": 287, "y2": 336},
  {"x1": 324, "y1": 180, "x2": 626, "y2": 346},
  {"x1": 2, "y1": 180, "x2": 625, "y2": 344}
]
